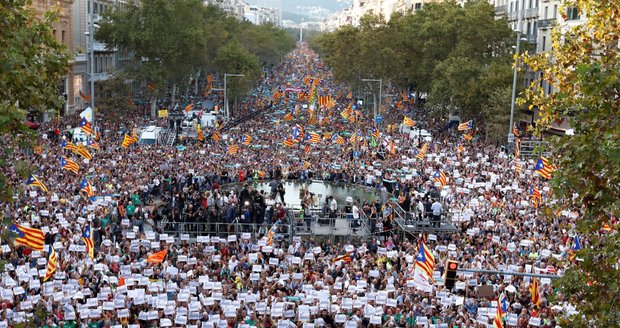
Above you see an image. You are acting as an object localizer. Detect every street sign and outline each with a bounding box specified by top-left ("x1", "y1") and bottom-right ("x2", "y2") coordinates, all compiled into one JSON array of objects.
[
  {"x1": 353, "y1": 151, "x2": 360, "y2": 158},
  {"x1": 375, "y1": 115, "x2": 383, "y2": 124}
]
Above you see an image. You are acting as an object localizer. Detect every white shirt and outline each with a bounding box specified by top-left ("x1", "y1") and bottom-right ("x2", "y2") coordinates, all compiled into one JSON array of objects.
[
  {"x1": 431, "y1": 201, "x2": 442, "y2": 215},
  {"x1": 352, "y1": 205, "x2": 360, "y2": 219},
  {"x1": 330, "y1": 199, "x2": 338, "y2": 211}
]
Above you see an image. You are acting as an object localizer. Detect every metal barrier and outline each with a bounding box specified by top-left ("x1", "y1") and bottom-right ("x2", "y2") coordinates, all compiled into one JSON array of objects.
[
  {"x1": 159, "y1": 221, "x2": 293, "y2": 242},
  {"x1": 284, "y1": 204, "x2": 372, "y2": 240}
]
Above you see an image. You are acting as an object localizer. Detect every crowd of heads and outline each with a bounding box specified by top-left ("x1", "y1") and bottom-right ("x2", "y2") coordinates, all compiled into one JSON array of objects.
[{"x1": 0, "y1": 43, "x2": 591, "y2": 328}]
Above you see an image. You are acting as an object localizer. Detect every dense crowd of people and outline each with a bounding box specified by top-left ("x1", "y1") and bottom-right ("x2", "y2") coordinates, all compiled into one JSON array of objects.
[{"x1": 0, "y1": 42, "x2": 592, "y2": 328}]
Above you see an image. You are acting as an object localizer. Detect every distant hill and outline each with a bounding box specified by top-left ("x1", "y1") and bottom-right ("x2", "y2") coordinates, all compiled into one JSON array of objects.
[{"x1": 246, "y1": 0, "x2": 351, "y2": 23}]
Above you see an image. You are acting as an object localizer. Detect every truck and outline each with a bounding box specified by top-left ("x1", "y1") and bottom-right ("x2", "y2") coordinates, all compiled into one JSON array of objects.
[{"x1": 139, "y1": 126, "x2": 163, "y2": 145}]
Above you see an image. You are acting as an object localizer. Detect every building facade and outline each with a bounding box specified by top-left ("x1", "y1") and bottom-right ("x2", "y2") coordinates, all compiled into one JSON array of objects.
[
  {"x1": 321, "y1": 0, "x2": 445, "y2": 31},
  {"x1": 27, "y1": 0, "x2": 74, "y2": 115},
  {"x1": 70, "y1": 0, "x2": 133, "y2": 113}
]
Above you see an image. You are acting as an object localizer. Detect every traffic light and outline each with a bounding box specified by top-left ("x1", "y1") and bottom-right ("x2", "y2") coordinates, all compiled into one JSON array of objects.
[{"x1": 444, "y1": 260, "x2": 459, "y2": 290}]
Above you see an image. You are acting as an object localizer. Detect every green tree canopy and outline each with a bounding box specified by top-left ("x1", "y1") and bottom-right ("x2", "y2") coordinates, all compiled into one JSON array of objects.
[
  {"x1": 0, "y1": 0, "x2": 70, "y2": 202},
  {"x1": 313, "y1": 0, "x2": 517, "y2": 134},
  {"x1": 519, "y1": 1, "x2": 620, "y2": 326},
  {"x1": 96, "y1": 0, "x2": 294, "y2": 114}
]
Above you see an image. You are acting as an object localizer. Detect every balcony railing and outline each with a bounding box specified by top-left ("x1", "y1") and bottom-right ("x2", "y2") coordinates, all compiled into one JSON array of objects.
[
  {"x1": 538, "y1": 18, "x2": 556, "y2": 29},
  {"x1": 525, "y1": 8, "x2": 539, "y2": 18},
  {"x1": 495, "y1": 5, "x2": 507, "y2": 14}
]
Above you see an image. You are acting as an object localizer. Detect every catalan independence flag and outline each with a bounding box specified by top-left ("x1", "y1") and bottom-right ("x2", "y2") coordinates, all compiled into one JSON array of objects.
[
  {"x1": 211, "y1": 130, "x2": 221, "y2": 141},
  {"x1": 530, "y1": 277, "x2": 541, "y2": 306},
  {"x1": 305, "y1": 132, "x2": 321, "y2": 144},
  {"x1": 76, "y1": 144, "x2": 93, "y2": 160},
  {"x1": 493, "y1": 292, "x2": 508, "y2": 328},
  {"x1": 43, "y1": 244, "x2": 57, "y2": 282},
  {"x1": 80, "y1": 178, "x2": 95, "y2": 197},
  {"x1": 534, "y1": 156, "x2": 555, "y2": 179},
  {"x1": 530, "y1": 187, "x2": 542, "y2": 207},
  {"x1": 433, "y1": 169, "x2": 447, "y2": 187},
  {"x1": 241, "y1": 134, "x2": 252, "y2": 146},
  {"x1": 282, "y1": 139, "x2": 295, "y2": 147},
  {"x1": 61, "y1": 140, "x2": 78, "y2": 152},
  {"x1": 332, "y1": 250, "x2": 355, "y2": 264},
  {"x1": 372, "y1": 126, "x2": 381, "y2": 139},
  {"x1": 265, "y1": 222, "x2": 278, "y2": 246},
  {"x1": 86, "y1": 138, "x2": 100, "y2": 150},
  {"x1": 79, "y1": 117, "x2": 94, "y2": 135},
  {"x1": 79, "y1": 90, "x2": 91, "y2": 102},
  {"x1": 9, "y1": 224, "x2": 45, "y2": 251},
  {"x1": 414, "y1": 242, "x2": 435, "y2": 279},
  {"x1": 121, "y1": 134, "x2": 138, "y2": 148},
  {"x1": 61, "y1": 157, "x2": 80, "y2": 174},
  {"x1": 82, "y1": 225, "x2": 94, "y2": 259},
  {"x1": 415, "y1": 143, "x2": 428, "y2": 160},
  {"x1": 403, "y1": 116, "x2": 415, "y2": 127},
  {"x1": 283, "y1": 113, "x2": 293, "y2": 122},
  {"x1": 227, "y1": 144, "x2": 239, "y2": 155},
  {"x1": 457, "y1": 119, "x2": 474, "y2": 131},
  {"x1": 26, "y1": 174, "x2": 49, "y2": 193}
]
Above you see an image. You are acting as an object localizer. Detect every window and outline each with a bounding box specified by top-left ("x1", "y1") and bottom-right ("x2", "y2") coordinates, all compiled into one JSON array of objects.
[
  {"x1": 541, "y1": 36, "x2": 546, "y2": 51},
  {"x1": 544, "y1": 6, "x2": 548, "y2": 19},
  {"x1": 553, "y1": 5, "x2": 558, "y2": 18},
  {"x1": 566, "y1": 6, "x2": 579, "y2": 20},
  {"x1": 61, "y1": 30, "x2": 65, "y2": 43},
  {"x1": 414, "y1": 3, "x2": 421, "y2": 10},
  {"x1": 53, "y1": 29, "x2": 56, "y2": 39}
]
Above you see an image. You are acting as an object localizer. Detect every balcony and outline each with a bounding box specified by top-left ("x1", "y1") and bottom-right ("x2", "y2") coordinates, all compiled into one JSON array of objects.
[
  {"x1": 525, "y1": 8, "x2": 538, "y2": 18},
  {"x1": 538, "y1": 18, "x2": 556, "y2": 29},
  {"x1": 495, "y1": 5, "x2": 507, "y2": 15}
]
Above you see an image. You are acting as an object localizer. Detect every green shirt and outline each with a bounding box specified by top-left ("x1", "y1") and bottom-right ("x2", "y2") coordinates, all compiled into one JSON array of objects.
[
  {"x1": 126, "y1": 204, "x2": 136, "y2": 215},
  {"x1": 131, "y1": 193, "x2": 141, "y2": 206},
  {"x1": 63, "y1": 321, "x2": 77, "y2": 328}
]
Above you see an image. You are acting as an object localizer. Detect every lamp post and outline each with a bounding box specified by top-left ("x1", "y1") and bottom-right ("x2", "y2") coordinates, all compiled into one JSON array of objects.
[
  {"x1": 224, "y1": 73, "x2": 245, "y2": 120},
  {"x1": 362, "y1": 78, "x2": 382, "y2": 120},
  {"x1": 85, "y1": 0, "x2": 95, "y2": 128},
  {"x1": 508, "y1": 7, "x2": 528, "y2": 144}
]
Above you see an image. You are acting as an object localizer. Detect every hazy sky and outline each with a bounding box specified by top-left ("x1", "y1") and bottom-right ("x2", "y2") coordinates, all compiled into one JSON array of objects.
[{"x1": 246, "y1": 0, "x2": 352, "y2": 16}]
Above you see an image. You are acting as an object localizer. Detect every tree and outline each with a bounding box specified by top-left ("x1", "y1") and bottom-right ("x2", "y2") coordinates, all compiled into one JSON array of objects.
[
  {"x1": 0, "y1": 0, "x2": 70, "y2": 202},
  {"x1": 96, "y1": 1, "x2": 294, "y2": 117},
  {"x1": 96, "y1": 0, "x2": 211, "y2": 114},
  {"x1": 213, "y1": 40, "x2": 262, "y2": 116},
  {"x1": 519, "y1": 1, "x2": 620, "y2": 326}
]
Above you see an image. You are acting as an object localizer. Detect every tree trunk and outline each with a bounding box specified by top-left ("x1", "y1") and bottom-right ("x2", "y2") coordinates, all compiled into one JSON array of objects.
[
  {"x1": 194, "y1": 71, "x2": 200, "y2": 96},
  {"x1": 372, "y1": 92, "x2": 377, "y2": 117},
  {"x1": 150, "y1": 97, "x2": 157, "y2": 118},
  {"x1": 171, "y1": 83, "x2": 177, "y2": 103},
  {"x1": 233, "y1": 95, "x2": 238, "y2": 118}
]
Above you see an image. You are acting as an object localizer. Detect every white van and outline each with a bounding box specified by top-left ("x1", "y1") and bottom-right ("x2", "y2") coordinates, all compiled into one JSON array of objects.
[
  {"x1": 408, "y1": 129, "x2": 433, "y2": 142},
  {"x1": 139, "y1": 126, "x2": 163, "y2": 145},
  {"x1": 68, "y1": 127, "x2": 89, "y2": 144}
]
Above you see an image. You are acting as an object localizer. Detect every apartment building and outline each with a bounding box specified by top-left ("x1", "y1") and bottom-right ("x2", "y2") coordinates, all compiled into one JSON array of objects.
[
  {"x1": 322, "y1": 0, "x2": 446, "y2": 31},
  {"x1": 27, "y1": 0, "x2": 75, "y2": 115}
]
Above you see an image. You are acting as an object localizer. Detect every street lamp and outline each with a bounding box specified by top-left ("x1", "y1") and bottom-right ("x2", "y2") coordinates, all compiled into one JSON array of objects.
[
  {"x1": 84, "y1": 0, "x2": 95, "y2": 128},
  {"x1": 224, "y1": 73, "x2": 245, "y2": 120},
  {"x1": 508, "y1": 8, "x2": 529, "y2": 144},
  {"x1": 361, "y1": 78, "x2": 382, "y2": 120}
]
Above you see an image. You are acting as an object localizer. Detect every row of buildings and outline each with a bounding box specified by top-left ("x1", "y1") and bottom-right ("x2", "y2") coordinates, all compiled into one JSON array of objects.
[
  {"x1": 28, "y1": 0, "x2": 281, "y2": 116},
  {"x1": 321, "y1": 0, "x2": 586, "y2": 62}
]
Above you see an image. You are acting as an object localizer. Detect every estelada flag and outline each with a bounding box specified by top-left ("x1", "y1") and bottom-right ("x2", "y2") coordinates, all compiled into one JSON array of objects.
[{"x1": 147, "y1": 248, "x2": 168, "y2": 264}]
